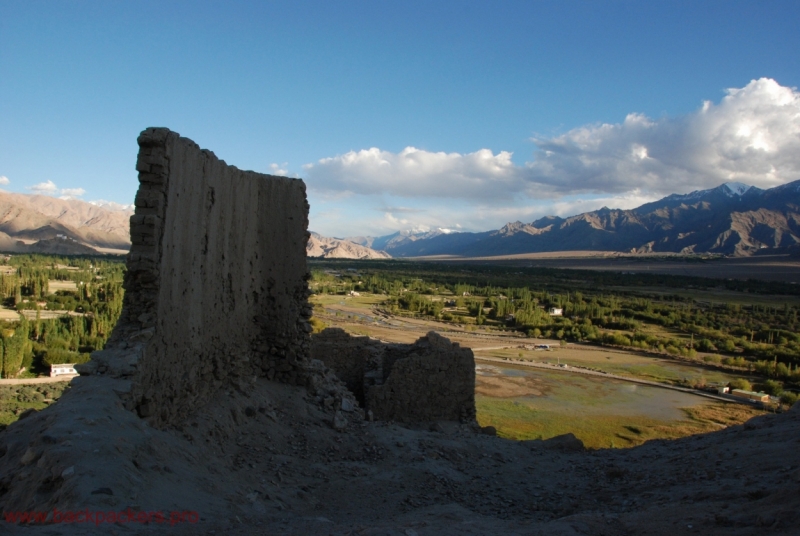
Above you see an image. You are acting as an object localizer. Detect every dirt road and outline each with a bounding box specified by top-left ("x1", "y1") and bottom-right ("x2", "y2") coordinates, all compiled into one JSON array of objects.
[{"x1": 0, "y1": 375, "x2": 76, "y2": 385}]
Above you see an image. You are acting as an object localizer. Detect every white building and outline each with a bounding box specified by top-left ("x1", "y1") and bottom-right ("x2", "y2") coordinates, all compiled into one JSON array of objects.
[
  {"x1": 50, "y1": 364, "x2": 78, "y2": 377},
  {"x1": 549, "y1": 308, "x2": 563, "y2": 316}
]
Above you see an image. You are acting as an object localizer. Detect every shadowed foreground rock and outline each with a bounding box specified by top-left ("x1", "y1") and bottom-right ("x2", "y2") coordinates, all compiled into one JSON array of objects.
[{"x1": 0, "y1": 130, "x2": 798, "y2": 535}]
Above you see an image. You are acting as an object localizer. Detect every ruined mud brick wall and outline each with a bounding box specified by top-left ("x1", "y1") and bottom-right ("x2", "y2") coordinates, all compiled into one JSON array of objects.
[
  {"x1": 310, "y1": 328, "x2": 380, "y2": 404},
  {"x1": 366, "y1": 332, "x2": 476, "y2": 422},
  {"x1": 119, "y1": 128, "x2": 313, "y2": 426},
  {"x1": 311, "y1": 329, "x2": 476, "y2": 422}
]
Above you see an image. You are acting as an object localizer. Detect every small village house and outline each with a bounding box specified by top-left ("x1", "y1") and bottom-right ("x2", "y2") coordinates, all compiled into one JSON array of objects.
[
  {"x1": 731, "y1": 389, "x2": 769, "y2": 403},
  {"x1": 50, "y1": 364, "x2": 78, "y2": 377}
]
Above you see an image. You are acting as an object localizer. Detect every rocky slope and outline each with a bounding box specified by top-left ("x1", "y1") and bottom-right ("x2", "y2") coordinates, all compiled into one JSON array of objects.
[
  {"x1": 307, "y1": 232, "x2": 391, "y2": 259},
  {"x1": 0, "y1": 192, "x2": 132, "y2": 254},
  {"x1": 1, "y1": 368, "x2": 797, "y2": 535},
  {"x1": 373, "y1": 181, "x2": 800, "y2": 258},
  {"x1": 0, "y1": 193, "x2": 394, "y2": 259}
]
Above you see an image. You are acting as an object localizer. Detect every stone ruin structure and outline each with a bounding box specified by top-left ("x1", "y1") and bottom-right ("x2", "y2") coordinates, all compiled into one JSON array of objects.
[
  {"x1": 80, "y1": 128, "x2": 329, "y2": 426},
  {"x1": 0, "y1": 127, "x2": 477, "y2": 524},
  {"x1": 77, "y1": 127, "x2": 475, "y2": 427},
  {"x1": 311, "y1": 328, "x2": 476, "y2": 422}
]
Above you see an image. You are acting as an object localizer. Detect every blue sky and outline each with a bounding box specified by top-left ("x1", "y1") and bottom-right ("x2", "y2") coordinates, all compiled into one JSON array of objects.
[{"x1": 2, "y1": 1, "x2": 800, "y2": 238}]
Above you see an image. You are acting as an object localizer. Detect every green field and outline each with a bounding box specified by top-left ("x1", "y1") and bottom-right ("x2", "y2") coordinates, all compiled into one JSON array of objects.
[
  {"x1": 477, "y1": 396, "x2": 763, "y2": 449},
  {"x1": 475, "y1": 364, "x2": 764, "y2": 448},
  {"x1": 477, "y1": 346, "x2": 747, "y2": 386},
  {"x1": 310, "y1": 261, "x2": 782, "y2": 448}
]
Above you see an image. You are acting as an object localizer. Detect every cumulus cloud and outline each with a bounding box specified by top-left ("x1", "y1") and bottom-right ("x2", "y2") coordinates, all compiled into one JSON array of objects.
[
  {"x1": 547, "y1": 190, "x2": 661, "y2": 218},
  {"x1": 305, "y1": 78, "x2": 800, "y2": 203},
  {"x1": 60, "y1": 188, "x2": 86, "y2": 198},
  {"x1": 527, "y1": 78, "x2": 800, "y2": 195},
  {"x1": 28, "y1": 180, "x2": 59, "y2": 194},
  {"x1": 304, "y1": 147, "x2": 523, "y2": 200},
  {"x1": 306, "y1": 78, "x2": 800, "y2": 236},
  {"x1": 27, "y1": 180, "x2": 86, "y2": 198},
  {"x1": 0, "y1": 176, "x2": 9, "y2": 185},
  {"x1": 269, "y1": 162, "x2": 289, "y2": 176}
]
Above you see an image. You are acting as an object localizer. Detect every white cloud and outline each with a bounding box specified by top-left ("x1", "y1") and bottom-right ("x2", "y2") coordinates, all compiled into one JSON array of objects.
[
  {"x1": 89, "y1": 200, "x2": 135, "y2": 212},
  {"x1": 60, "y1": 188, "x2": 86, "y2": 198},
  {"x1": 306, "y1": 78, "x2": 800, "y2": 236},
  {"x1": 269, "y1": 162, "x2": 289, "y2": 176},
  {"x1": 269, "y1": 162, "x2": 300, "y2": 178},
  {"x1": 27, "y1": 180, "x2": 87, "y2": 198},
  {"x1": 304, "y1": 146, "x2": 523, "y2": 200},
  {"x1": 305, "y1": 78, "x2": 800, "y2": 203},
  {"x1": 28, "y1": 180, "x2": 59, "y2": 194},
  {"x1": 0, "y1": 176, "x2": 9, "y2": 185},
  {"x1": 526, "y1": 78, "x2": 800, "y2": 195},
  {"x1": 547, "y1": 190, "x2": 661, "y2": 218}
]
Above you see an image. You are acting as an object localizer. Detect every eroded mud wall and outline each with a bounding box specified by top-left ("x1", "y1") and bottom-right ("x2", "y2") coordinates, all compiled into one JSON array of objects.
[
  {"x1": 124, "y1": 128, "x2": 313, "y2": 426},
  {"x1": 311, "y1": 329, "x2": 476, "y2": 422},
  {"x1": 365, "y1": 332, "x2": 476, "y2": 423}
]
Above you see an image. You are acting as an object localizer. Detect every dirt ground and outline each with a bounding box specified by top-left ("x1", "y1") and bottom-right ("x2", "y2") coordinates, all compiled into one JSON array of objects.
[
  {"x1": 47, "y1": 280, "x2": 78, "y2": 294},
  {"x1": 475, "y1": 371, "x2": 547, "y2": 398},
  {"x1": 0, "y1": 308, "x2": 20, "y2": 322},
  {"x1": 1, "y1": 373, "x2": 798, "y2": 535},
  {"x1": 2, "y1": 294, "x2": 797, "y2": 534}
]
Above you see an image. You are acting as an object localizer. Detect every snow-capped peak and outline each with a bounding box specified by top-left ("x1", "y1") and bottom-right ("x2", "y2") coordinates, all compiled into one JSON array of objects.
[
  {"x1": 721, "y1": 182, "x2": 752, "y2": 196},
  {"x1": 89, "y1": 199, "x2": 135, "y2": 212}
]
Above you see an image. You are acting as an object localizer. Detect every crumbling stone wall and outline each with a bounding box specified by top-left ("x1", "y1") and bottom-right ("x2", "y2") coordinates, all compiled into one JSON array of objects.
[
  {"x1": 310, "y1": 328, "x2": 378, "y2": 404},
  {"x1": 110, "y1": 128, "x2": 314, "y2": 426},
  {"x1": 311, "y1": 329, "x2": 476, "y2": 423}
]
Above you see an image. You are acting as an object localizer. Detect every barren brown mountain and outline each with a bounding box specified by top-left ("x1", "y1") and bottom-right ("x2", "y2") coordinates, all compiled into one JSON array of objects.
[
  {"x1": 307, "y1": 231, "x2": 391, "y2": 259},
  {"x1": 373, "y1": 182, "x2": 800, "y2": 258},
  {"x1": 0, "y1": 192, "x2": 132, "y2": 254}
]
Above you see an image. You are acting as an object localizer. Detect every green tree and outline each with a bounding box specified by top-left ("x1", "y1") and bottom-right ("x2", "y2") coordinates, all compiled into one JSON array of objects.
[{"x1": 729, "y1": 378, "x2": 752, "y2": 391}]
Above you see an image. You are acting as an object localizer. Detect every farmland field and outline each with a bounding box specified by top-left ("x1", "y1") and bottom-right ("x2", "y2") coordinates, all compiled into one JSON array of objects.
[
  {"x1": 417, "y1": 252, "x2": 800, "y2": 283},
  {"x1": 309, "y1": 275, "x2": 772, "y2": 448},
  {"x1": 473, "y1": 345, "x2": 741, "y2": 385},
  {"x1": 474, "y1": 362, "x2": 762, "y2": 448}
]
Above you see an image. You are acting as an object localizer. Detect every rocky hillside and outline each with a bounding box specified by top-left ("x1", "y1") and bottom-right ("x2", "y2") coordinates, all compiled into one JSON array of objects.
[
  {"x1": 0, "y1": 192, "x2": 394, "y2": 259},
  {"x1": 0, "y1": 191, "x2": 132, "y2": 254},
  {"x1": 373, "y1": 181, "x2": 800, "y2": 257},
  {"x1": 2, "y1": 357, "x2": 798, "y2": 535},
  {"x1": 307, "y1": 232, "x2": 391, "y2": 259}
]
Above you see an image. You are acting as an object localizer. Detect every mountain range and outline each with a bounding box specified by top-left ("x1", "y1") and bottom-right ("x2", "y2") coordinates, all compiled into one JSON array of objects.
[
  {"x1": 346, "y1": 181, "x2": 800, "y2": 258},
  {"x1": 0, "y1": 191, "x2": 132, "y2": 255},
  {"x1": 1, "y1": 180, "x2": 798, "y2": 259},
  {"x1": 306, "y1": 232, "x2": 391, "y2": 259}
]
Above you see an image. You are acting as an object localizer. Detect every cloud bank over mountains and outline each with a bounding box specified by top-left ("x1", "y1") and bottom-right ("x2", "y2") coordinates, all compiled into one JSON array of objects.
[
  {"x1": 4, "y1": 79, "x2": 796, "y2": 239},
  {"x1": 26, "y1": 180, "x2": 86, "y2": 199},
  {"x1": 305, "y1": 147, "x2": 520, "y2": 200},
  {"x1": 528, "y1": 77, "x2": 800, "y2": 196},
  {"x1": 304, "y1": 78, "x2": 800, "y2": 236}
]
